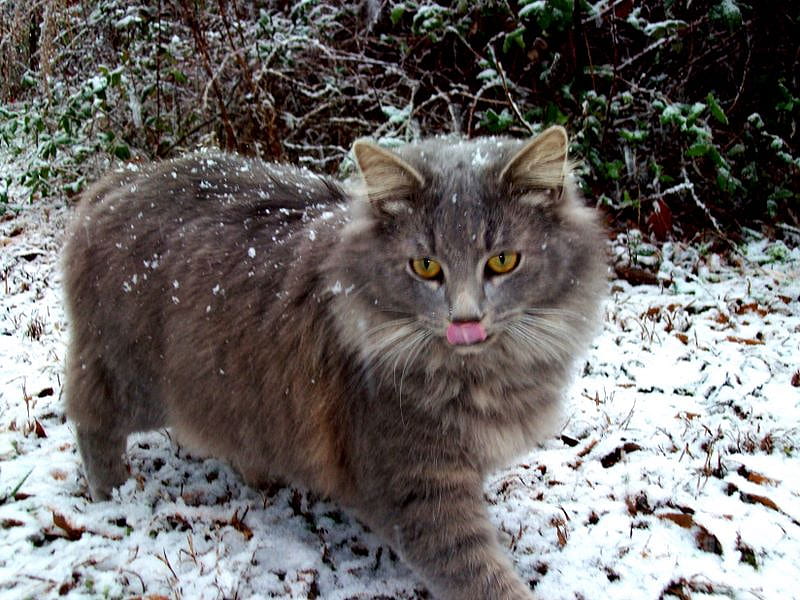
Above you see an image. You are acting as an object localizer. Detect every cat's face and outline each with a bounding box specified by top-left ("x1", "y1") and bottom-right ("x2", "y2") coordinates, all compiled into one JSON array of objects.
[{"x1": 334, "y1": 128, "x2": 605, "y2": 377}]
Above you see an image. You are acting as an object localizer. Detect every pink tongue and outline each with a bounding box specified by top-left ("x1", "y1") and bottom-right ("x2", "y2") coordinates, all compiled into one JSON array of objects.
[{"x1": 446, "y1": 322, "x2": 487, "y2": 346}]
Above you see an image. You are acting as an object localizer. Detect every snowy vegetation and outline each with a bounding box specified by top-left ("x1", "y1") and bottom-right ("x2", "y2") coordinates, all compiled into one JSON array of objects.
[
  {"x1": 1, "y1": 2, "x2": 799, "y2": 599},
  {"x1": 0, "y1": 0, "x2": 798, "y2": 238},
  {"x1": 2, "y1": 202, "x2": 799, "y2": 598}
]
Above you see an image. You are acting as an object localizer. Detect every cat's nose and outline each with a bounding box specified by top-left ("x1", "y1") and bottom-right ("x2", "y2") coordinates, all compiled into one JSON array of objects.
[{"x1": 450, "y1": 288, "x2": 484, "y2": 323}]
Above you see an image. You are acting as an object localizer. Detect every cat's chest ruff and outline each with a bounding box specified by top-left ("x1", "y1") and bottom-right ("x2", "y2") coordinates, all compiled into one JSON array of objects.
[{"x1": 458, "y1": 384, "x2": 558, "y2": 471}]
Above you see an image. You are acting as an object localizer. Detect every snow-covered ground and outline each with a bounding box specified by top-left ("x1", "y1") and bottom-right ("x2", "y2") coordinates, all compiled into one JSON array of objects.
[{"x1": 1, "y1": 190, "x2": 799, "y2": 599}]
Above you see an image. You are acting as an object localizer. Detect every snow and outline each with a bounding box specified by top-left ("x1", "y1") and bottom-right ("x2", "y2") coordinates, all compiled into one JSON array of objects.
[{"x1": 1, "y1": 194, "x2": 799, "y2": 599}]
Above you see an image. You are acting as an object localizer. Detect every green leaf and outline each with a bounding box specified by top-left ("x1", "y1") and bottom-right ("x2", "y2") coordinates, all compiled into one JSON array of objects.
[
  {"x1": 543, "y1": 103, "x2": 568, "y2": 125},
  {"x1": 112, "y1": 143, "x2": 131, "y2": 160},
  {"x1": 602, "y1": 159, "x2": 624, "y2": 181},
  {"x1": 706, "y1": 92, "x2": 729, "y2": 125},
  {"x1": 21, "y1": 73, "x2": 37, "y2": 88},
  {"x1": 620, "y1": 128, "x2": 648, "y2": 143},
  {"x1": 711, "y1": 0, "x2": 742, "y2": 29},
  {"x1": 0, "y1": 469, "x2": 32, "y2": 504},
  {"x1": 390, "y1": 4, "x2": 406, "y2": 25},
  {"x1": 686, "y1": 102, "x2": 706, "y2": 125},
  {"x1": 716, "y1": 166, "x2": 742, "y2": 194},
  {"x1": 660, "y1": 103, "x2": 685, "y2": 126},
  {"x1": 171, "y1": 68, "x2": 188, "y2": 85},
  {"x1": 503, "y1": 27, "x2": 526, "y2": 53},
  {"x1": 686, "y1": 142, "x2": 712, "y2": 158},
  {"x1": 479, "y1": 108, "x2": 514, "y2": 133}
]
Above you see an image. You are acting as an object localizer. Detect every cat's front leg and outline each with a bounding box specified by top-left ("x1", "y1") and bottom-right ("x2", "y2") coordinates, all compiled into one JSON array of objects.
[{"x1": 361, "y1": 473, "x2": 535, "y2": 600}]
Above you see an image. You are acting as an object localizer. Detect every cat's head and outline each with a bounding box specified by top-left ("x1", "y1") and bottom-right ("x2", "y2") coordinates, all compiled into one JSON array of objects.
[{"x1": 329, "y1": 127, "x2": 606, "y2": 382}]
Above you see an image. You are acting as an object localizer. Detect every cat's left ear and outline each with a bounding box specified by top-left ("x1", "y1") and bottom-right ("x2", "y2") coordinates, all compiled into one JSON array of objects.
[
  {"x1": 499, "y1": 125, "x2": 570, "y2": 204},
  {"x1": 352, "y1": 140, "x2": 424, "y2": 215}
]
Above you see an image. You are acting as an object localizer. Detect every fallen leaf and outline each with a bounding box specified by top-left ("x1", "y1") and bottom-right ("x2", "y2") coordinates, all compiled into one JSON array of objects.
[
  {"x1": 614, "y1": 265, "x2": 659, "y2": 286},
  {"x1": 736, "y1": 534, "x2": 758, "y2": 568},
  {"x1": 551, "y1": 517, "x2": 568, "y2": 548},
  {"x1": 52, "y1": 511, "x2": 85, "y2": 541},
  {"x1": 734, "y1": 302, "x2": 768, "y2": 317},
  {"x1": 726, "y1": 336, "x2": 764, "y2": 346},
  {"x1": 644, "y1": 306, "x2": 661, "y2": 319},
  {"x1": 647, "y1": 198, "x2": 673, "y2": 241},
  {"x1": 660, "y1": 512, "x2": 722, "y2": 554},
  {"x1": 626, "y1": 492, "x2": 652, "y2": 516},
  {"x1": 791, "y1": 371, "x2": 800, "y2": 387},
  {"x1": 34, "y1": 419, "x2": 47, "y2": 438},
  {"x1": 560, "y1": 434, "x2": 579, "y2": 447},
  {"x1": 695, "y1": 525, "x2": 723, "y2": 555},
  {"x1": 2, "y1": 519, "x2": 24, "y2": 528},
  {"x1": 230, "y1": 508, "x2": 253, "y2": 540},
  {"x1": 659, "y1": 513, "x2": 694, "y2": 528},
  {"x1": 740, "y1": 492, "x2": 780, "y2": 512},
  {"x1": 674, "y1": 332, "x2": 689, "y2": 345},
  {"x1": 675, "y1": 411, "x2": 700, "y2": 421},
  {"x1": 601, "y1": 442, "x2": 642, "y2": 468},
  {"x1": 737, "y1": 465, "x2": 780, "y2": 486},
  {"x1": 577, "y1": 439, "x2": 598, "y2": 458}
]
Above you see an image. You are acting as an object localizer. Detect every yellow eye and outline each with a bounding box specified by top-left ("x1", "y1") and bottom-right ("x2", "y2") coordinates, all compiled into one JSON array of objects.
[
  {"x1": 486, "y1": 251, "x2": 519, "y2": 275},
  {"x1": 411, "y1": 257, "x2": 442, "y2": 280}
]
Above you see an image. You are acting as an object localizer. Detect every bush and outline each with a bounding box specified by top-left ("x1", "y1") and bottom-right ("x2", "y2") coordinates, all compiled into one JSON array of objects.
[{"x1": 0, "y1": 0, "x2": 797, "y2": 240}]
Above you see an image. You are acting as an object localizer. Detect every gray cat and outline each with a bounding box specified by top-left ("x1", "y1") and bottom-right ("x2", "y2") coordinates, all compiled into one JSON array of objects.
[{"x1": 63, "y1": 126, "x2": 606, "y2": 600}]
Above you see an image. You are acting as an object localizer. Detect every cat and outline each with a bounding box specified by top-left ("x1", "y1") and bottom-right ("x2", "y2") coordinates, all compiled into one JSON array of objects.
[{"x1": 63, "y1": 125, "x2": 607, "y2": 600}]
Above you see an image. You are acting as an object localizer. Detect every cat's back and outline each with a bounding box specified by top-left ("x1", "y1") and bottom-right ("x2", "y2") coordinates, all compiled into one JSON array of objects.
[
  {"x1": 66, "y1": 152, "x2": 345, "y2": 292},
  {"x1": 63, "y1": 151, "x2": 348, "y2": 386},
  {"x1": 71, "y1": 152, "x2": 338, "y2": 232}
]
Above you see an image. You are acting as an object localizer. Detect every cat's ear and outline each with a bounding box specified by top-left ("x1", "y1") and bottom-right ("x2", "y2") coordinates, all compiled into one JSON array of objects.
[
  {"x1": 352, "y1": 140, "x2": 424, "y2": 215},
  {"x1": 499, "y1": 126, "x2": 570, "y2": 204}
]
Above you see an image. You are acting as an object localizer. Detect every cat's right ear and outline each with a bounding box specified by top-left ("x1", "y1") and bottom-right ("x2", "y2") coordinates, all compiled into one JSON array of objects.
[
  {"x1": 499, "y1": 125, "x2": 570, "y2": 206},
  {"x1": 352, "y1": 140, "x2": 424, "y2": 215}
]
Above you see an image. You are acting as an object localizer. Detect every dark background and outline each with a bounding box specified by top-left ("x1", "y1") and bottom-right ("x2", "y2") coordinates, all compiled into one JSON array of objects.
[{"x1": 1, "y1": 0, "x2": 797, "y2": 242}]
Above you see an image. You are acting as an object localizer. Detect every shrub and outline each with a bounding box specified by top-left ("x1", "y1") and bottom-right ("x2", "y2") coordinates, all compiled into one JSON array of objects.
[{"x1": 0, "y1": 0, "x2": 797, "y2": 240}]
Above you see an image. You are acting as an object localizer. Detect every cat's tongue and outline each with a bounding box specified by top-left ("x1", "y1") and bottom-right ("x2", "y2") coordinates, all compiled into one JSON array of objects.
[{"x1": 446, "y1": 322, "x2": 487, "y2": 346}]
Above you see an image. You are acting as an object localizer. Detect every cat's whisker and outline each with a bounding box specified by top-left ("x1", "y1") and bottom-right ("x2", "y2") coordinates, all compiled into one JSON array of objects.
[
  {"x1": 397, "y1": 330, "x2": 432, "y2": 395},
  {"x1": 365, "y1": 317, "x2": 417, "y2": 338},
  {"x1": 506, "y1": 322, "x2": 569, "y2": 363},
  {"x1": 522, "y1": 306, "x2": 587, "y2": 322},
  {"x1": 396, "y1": 330, "x2": 432, "y2": 426},
  {"x1": 362, "y1": 319, "x2": 432, "y2": 391},
  {"x1": 519, "y1": 312, "x2": 580, "y2": 337}
]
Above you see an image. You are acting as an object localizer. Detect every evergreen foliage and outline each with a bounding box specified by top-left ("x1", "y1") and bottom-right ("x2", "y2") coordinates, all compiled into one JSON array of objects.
[{"x1": 0, "y1": 0, "x2": 797, "y2": 239}]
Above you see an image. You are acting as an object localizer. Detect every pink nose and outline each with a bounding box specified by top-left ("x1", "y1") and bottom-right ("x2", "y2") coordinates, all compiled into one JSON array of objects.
[{"x1": 446, "y1": 321, "x2": 487, "y2": 345}]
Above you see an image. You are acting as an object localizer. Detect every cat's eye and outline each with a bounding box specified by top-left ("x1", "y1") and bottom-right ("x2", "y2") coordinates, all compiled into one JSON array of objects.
[
  {"x1": 410, "y1": 257, "x2": 443, "y2": 280},
  {"x1": 486, "y1": 251, "x2": 519, "y2": 275}
]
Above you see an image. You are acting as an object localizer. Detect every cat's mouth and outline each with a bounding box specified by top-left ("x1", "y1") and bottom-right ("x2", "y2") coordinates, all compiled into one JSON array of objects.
[{"x1": 446, "y1": 321, "x2": 489, "y2": 350}]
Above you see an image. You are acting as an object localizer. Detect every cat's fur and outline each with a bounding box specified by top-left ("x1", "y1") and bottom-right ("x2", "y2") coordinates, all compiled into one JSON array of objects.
[{"x1": 63, "y1": 126, "x2": 606, "y2": 600}]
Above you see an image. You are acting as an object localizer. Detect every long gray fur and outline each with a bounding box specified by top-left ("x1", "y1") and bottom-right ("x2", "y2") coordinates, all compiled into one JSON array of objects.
[{"x1": 63, "y1": 127, "x2": 606, "y2": 600}]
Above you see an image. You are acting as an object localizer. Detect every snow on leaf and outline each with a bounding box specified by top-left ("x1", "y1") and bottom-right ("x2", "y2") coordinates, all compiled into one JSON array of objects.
[{"x1": 52, "y1": 511, "x2": 85, "y2": 541}]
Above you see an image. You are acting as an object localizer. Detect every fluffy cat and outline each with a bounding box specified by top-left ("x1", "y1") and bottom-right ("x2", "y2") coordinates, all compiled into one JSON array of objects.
[{"x1": 63, "y1": 126, "x2": 606, "y2": 599}]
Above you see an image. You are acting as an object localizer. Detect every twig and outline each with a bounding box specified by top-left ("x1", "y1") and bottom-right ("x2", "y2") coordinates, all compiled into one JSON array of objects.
[
  {"x1": 680, "y1": 168, "x2": 722, "y2": 235},
  {"x1": 728, "y1": 27, "x2": 753, "y2": 115},
  {"x1": 487, "y1": 47, "x2": 534, "y2": 136},
  {"x1": 581, "y1": 0, "x2": 632, "y2": 25},
  {"x1": 156, "y1": 549, "x2": 179, "y2": 581},
  {"x1": 618, "y1": 37, "x2": 671, "y2": 71}
]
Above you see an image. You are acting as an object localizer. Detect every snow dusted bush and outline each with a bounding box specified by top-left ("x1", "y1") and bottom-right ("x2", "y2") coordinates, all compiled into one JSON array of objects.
[{"x1": 0, "y1": 0, "x2": 797, "y2": 239}]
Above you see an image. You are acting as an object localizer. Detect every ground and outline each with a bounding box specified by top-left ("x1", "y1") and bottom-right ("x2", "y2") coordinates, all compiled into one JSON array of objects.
[{"x1": 0, "y1": 194, "x2": 799, "y2": 600}]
